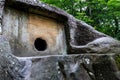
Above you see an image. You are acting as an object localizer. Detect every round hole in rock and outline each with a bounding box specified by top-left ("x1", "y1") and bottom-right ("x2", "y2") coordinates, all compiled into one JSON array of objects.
[{"x1": 34, "y1": 38, "x2": 47, "y2": 51}]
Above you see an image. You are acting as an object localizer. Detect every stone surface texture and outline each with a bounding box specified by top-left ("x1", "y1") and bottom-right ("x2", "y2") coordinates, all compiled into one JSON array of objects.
[
  {"x1": 0, "y1": 0, "x2": 119, "y2": 80},
  {"x1": 3, "y1": 7, "x2": 66, "y2": 57}
]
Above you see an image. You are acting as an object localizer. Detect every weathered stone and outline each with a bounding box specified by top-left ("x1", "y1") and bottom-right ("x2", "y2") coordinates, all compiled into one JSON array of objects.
[
  {"x1": 0, "y1": 0, "x2": 120, "y2": 80},
  {"x1": 92, "y1": 55, "x2": 120, "y2": 80},
  {"x1": 1, "y1": 0, "x2": 120, "y2": 55},
  {"x1": 30, "y1": 55, "x2": 92, "y2": 80},
  {"x1": 71, "y1": 37, "x2": 120, "y2": 54},
  {"x1": 16, "y1": 55, "x2": 120, "y2": 80},
  {"x1": 3, "y1": 7, "x2": 66, "y2": 57},
  {"x1": 0, "y1": 0, "x2": 5, "y2": 34},
  {"x1": 0, "y1": 35, "x2": 25, "y2": 80}
]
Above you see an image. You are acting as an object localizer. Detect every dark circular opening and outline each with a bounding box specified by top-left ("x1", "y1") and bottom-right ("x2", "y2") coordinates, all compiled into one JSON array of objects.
[{"x1": 34, "y1": 38, "x2": 47, "y2": 51}]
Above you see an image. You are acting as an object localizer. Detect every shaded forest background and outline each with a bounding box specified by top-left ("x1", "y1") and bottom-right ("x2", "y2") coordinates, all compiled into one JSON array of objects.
[{"x1": 41, "y1": 0, "x2": 120, "y2": 40}]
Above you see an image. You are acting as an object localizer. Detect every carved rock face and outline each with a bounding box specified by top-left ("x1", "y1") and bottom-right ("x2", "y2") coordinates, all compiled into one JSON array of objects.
[
  {"x1": 3, "y1": 8, "x2": 66, "y2": 57},
  {"x1": 0, "y1": 0, "x2": 120, "y2": 80}
]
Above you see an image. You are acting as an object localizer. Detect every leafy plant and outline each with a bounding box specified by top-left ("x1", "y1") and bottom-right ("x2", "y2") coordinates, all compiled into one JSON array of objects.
[
  {"x1": 115, "y1": 55, "x2": 120, "y2": 70},
  {"x1": 41, "y1": 0, "x2": 120, "y2": 40}
]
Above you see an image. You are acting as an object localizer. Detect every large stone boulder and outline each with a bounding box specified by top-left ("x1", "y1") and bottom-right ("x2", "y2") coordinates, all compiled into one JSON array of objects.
[{"x1": 0, "y1": 0, "x2": 119, "y2": 80}]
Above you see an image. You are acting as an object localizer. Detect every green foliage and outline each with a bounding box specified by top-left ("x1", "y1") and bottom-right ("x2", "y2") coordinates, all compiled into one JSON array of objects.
[
  {"x1": 41, "y1": 0, "x2": 120, "y2": 40},
  {"x1": 115, "y1": 55, "x2": 120, "y2": 70}
]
